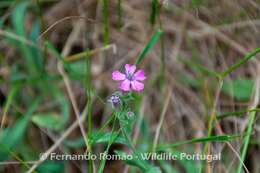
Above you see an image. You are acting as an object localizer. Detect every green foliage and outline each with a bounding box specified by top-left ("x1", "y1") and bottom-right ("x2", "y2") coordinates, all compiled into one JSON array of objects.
[
  {"x1": 92, "y1": 132, "x2": 127, "y2": 145},
  {"x1": 114, "y1": 150, "x2": 161, "y2": 173},
  {"x1": 222, "y1": 79, "x2": 254, "y2": 101},
  {"x1": 191, "y1": 0, "x2": 204, "y2": 7},
  {"x1": 180, "y1": 74, "x2": 254, "y2": 101},
  {"x1": 0, "y1": 99, "x2": 40, "y2": 161},
  {"x1": 10, "y1": 2, "x2": 43, "y2": 75},
  {"x1": 32, "y1": 112, "x2": 65, "y2": 131},
  {"x1": 66, "y1": 61, "x2": 86, "y2": 79},
  {"x1": 63, "y1": 132, "x2": 127, "y2": 148},
  {"x1": 36, "y1": 161, "x2": 65, "y2": 173},
  {"x1": 1, "y1": 1, "x2": 260, "y2": 173},
  {"x1": 165, "y1": 149, "x2": 198, "y2": 173},
  {"x1": 158, "y1": 160, "x2": 179, "y2": 173},
  {"x1": 157, "y1": 134, "x2": 243, "y2": 150}
]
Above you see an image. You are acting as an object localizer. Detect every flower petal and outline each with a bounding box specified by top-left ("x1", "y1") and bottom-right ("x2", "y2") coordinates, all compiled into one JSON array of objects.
[
  {"x1": 112, "y1": 71, "x2": 126, "y2": 81},
  {"x1": 133, "y1": 70, "x2": 146, "y2": 81},
  {"x1": 131, "y1": 80, "x2": 144, "y2": 91},
  {"x1": 119, "y1": 80, "x2": 131, "y2": 91},
  {"x1": 125, "y1": 64, "x2": 136, "y2": 75}
]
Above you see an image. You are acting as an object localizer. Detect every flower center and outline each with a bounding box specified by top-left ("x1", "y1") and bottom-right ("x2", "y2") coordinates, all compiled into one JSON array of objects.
[{"x1": 126, "y1": 73, "x2": 134, "y2": 81}]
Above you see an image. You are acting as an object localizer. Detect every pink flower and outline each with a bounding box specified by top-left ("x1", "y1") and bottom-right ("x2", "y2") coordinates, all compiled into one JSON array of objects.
[{"x1": 112, "y1": 64, "x2": 146, "y2": 92}]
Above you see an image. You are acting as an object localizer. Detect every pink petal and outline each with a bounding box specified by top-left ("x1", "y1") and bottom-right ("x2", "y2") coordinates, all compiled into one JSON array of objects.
[
  {"x1": 112, "y1": 71, "x2": 126, "y2": 81},
  {"x1": 125, "y1": 64, "x2": 136, "y2": 75},
  {"x1": 131, "y1": 80, "x2": 144, "y2": 91},
  {"x1": 119, "y1": 80, "x2": 131, "y2": 91},
  {"x1": 133, "y1": 70, "x2": 146, "y2": 81}
]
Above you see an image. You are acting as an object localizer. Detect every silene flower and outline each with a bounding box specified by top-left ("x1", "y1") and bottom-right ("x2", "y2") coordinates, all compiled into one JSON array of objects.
[{"x1": 112, "y1": 64, "x2": 146, "y2": 92}]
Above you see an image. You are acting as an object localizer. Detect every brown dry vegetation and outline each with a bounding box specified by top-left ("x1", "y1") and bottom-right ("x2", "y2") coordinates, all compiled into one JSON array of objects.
[{"x1": 1, "y1": 0, "x2": 260, "y2": 173}]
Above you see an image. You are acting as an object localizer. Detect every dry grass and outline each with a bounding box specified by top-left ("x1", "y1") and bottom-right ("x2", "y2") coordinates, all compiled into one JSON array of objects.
[{"x1": 0, "y1": 0, "x2": 260, "y2": 173}]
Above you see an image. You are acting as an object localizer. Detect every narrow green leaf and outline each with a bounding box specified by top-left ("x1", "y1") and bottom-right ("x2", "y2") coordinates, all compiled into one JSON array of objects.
[
  {"x1": 157, "y1": 134, "x2": 243, "y2": 150},
  {"x1": 11, "y1": 2, "x2": 37, "y2": 75},
  {"x1": 30, "y1": 20, "x2": 44, "y2": 73},
  {"x1": 217, "y1": 108, "x2": 260, "y2": 119},
  {"x1": 237, "y1": 108, "x2": 258, "y2": 173},
  {"x1": 63, "y1": 132, "x2": 127, "y2": 148},
  {"x1": 45, "y1": 41, "x2": 63, "y2": 60},
  {"x1": 97, "y1": 117, "x2": 118, "y2": 173},
  {"x1": 1, "y1": 84, "x2": 20, "y2": 129},
  {"x1": 221, "y1": 48, "x2": 260, "y2": 78},
  {"x1": 135, "y1": 29, "x2": 163, "y2": 65},
  {"x1": 179, "y1": 58, "x2": 221, "y2": 78}
]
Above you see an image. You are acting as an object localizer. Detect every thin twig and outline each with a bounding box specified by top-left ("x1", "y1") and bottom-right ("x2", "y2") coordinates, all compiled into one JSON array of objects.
[
  {"x1": 58, "y1": 20, "x2": 91, "y2": 150},
  {"x1": 152, "y1": 88, "x2": 172, "y2": 152},
  {"x1": 38, "y1": 16, "x2": 96, "y2": 40}
]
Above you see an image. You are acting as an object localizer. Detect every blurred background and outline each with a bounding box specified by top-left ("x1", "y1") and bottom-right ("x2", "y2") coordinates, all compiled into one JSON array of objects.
[{"x1": 0, "y1": 0, "x2": 260, "y2": 172}]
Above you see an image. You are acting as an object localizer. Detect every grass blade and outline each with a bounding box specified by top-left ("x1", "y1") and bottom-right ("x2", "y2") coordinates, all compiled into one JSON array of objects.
[
  {"x1": 217, "y1": 108, "x2": 260, "y2": 119},
  {"x1": 221, "y1": 48, "x2": 260, "y2": 78},
  {"x1": 0, "y1": 84, "x2": 20, "y2": 129},
  {"x1": 157, "y1": 134, "x2": 244, "y2": 150},
  {"x1": 135, "y1": 29, "x2": 163, "y2": 65}
]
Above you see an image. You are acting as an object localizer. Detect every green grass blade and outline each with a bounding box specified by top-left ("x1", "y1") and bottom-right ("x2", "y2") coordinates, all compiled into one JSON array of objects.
[
  {"x1": 221, "y1": 48, "x2": 260, "y2": 78},
  {"x1": 135, "y1": 29, "x2": 163, "y2": 65},
  {"x1": 11, "y1": 2, "x2": 38, "y2": 75},
  {"x1": 217, "y1": 108, "x2": 260, "y2": 119},
  {"x1": 30, "y1": 20, "x2": 44, "y2": 73},
  {"x1": 179, "y1": 58, "x2": 221, "y2": 78},
  {"x1": 97, "y1": 116, "x2": 119, "y2": 173},
  {"x1": 236, "y1": 109, "x2": 258, "y2": 173},
  {"x1": 45, "y1": 41, "x2": 63, "y2": 60},
  {"x1": 157, "y1": 134, "x2": 243, "y2": 151},
  {"x1": 1, "y1": 84, "x2": 20, "y2": 129}
]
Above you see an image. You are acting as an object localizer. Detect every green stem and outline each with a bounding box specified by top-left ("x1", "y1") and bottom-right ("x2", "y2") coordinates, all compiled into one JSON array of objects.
[
  {"x1": 98, "y1": 115, "x2": 119, "y2": 173},
  {"x1": 85, "y1": 51, "x2": 93, "y2": 173},
  {"x1": 221, "y1": 48, "x2": 260, "y2": 78},
  {"x1": 236, "y1": 108, "x2": 258, "y2": 173}
]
